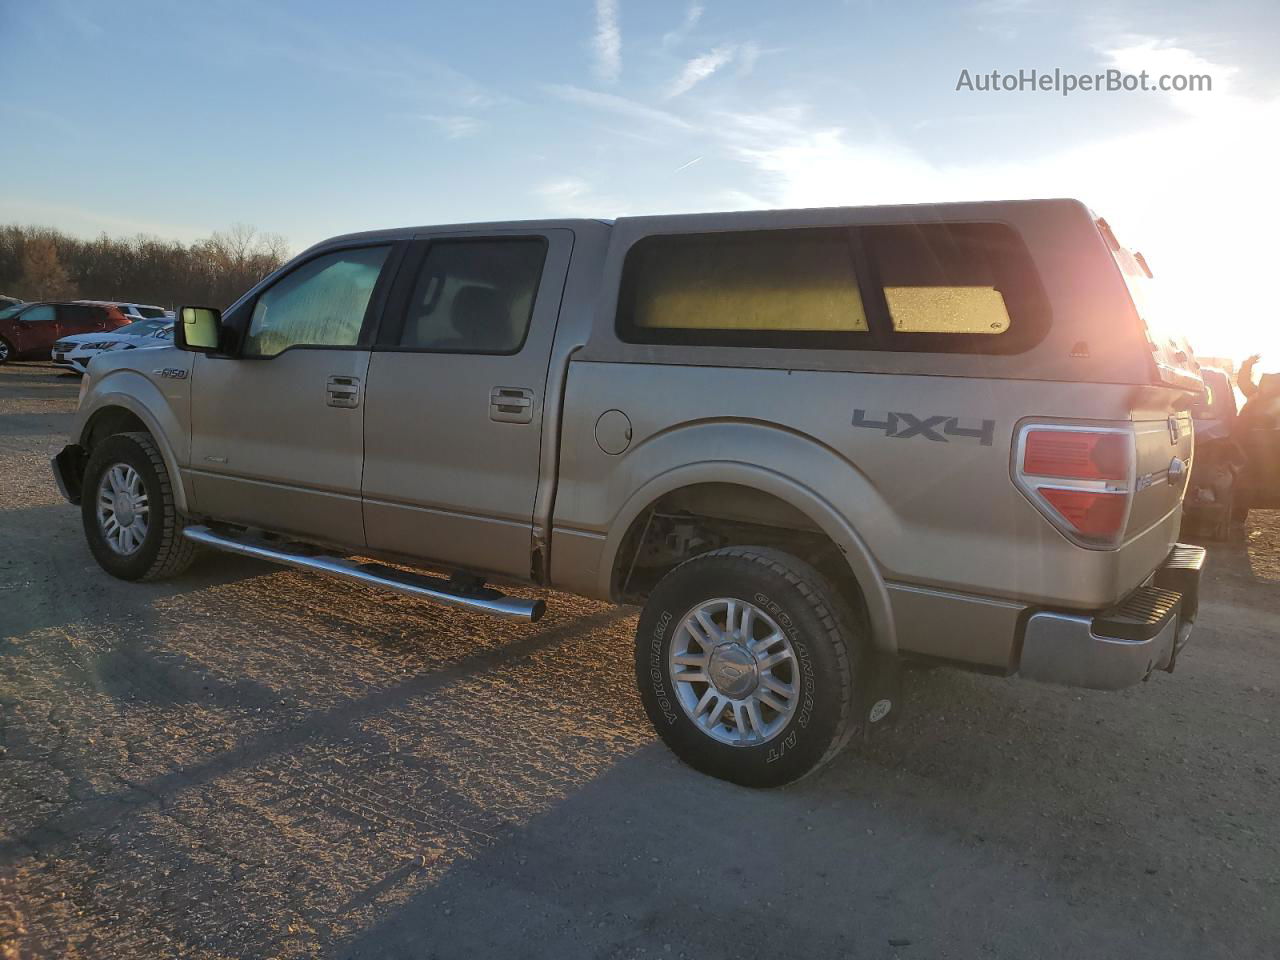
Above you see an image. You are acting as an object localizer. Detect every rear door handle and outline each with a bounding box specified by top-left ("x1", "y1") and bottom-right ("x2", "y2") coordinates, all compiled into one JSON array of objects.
[
  {"x1": 327, "y1": 375, "x2": 360, "y2": 408},
  {"x1": 490, "y1": 386, "x2": 534, "y2": 424}
]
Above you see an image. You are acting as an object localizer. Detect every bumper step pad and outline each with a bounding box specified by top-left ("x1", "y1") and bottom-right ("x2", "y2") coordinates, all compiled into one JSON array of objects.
[
  {"x1": 1154, "y1": 543, "x2": 1206, "y2": 623},
  {"x1": 1092, "y1": 586, "x2": 1181, "y2": 643}
]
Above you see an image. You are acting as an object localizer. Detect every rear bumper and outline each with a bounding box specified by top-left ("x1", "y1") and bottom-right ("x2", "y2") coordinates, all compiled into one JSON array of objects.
[{"x1": 1018, "y1": 544, "x2": 1206, "y2": 690}]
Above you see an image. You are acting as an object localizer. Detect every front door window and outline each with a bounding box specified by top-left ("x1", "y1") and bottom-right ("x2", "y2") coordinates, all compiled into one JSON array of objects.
[{"x1": 242, "y1": 246, "x2": 391, "y2": 358}]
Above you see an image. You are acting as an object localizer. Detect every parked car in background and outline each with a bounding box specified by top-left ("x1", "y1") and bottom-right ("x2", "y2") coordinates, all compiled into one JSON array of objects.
[
  {"x1": 1183, "y1": 367, "x2": 1245, "y2": 539},
  {"x1": 0, "y1": 294, "x2": 22, "y2": 311},
  {"x1": 0, "y1": 300, "x2": 131, "y2": 363},
  {"x1": 52, "y1": 317, "x2": 175, "y2": 375}
]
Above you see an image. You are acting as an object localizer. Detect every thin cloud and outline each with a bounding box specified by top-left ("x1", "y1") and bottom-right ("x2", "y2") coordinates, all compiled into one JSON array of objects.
[
  {"x1": 1100, "y1": 37, "x2": 1235, "y2": 116},
  {"x1": 0, "y1": 195, "x2": 207, "y2": 243},
  {"x1": 418, "y1": 114, "x2": 483, "y2": 139},
  {"x1": 593, "y1": 0, "x2": 622, "y2": 83},
  {"x1": 971, "y1": 0, "x2": 1040, "y2": 40},
  {"x1": 736, "y1": 41, "x2": 762, "y2": 78},
  {"x1": 535, "y1": 177, "x2": 626, "y2": 217},
  {"x1": 662, "y1": 2, "x2": 704, "y2": 49},
  {"x1": 544, "y1": 83, "x2": 692, "y2": 129},
  {"x1": 717, "y1": 45, "x2": 1277, "y2": 360},
  {"x1": 668, "y1": 45, "x2": 736, "y2": 98}
]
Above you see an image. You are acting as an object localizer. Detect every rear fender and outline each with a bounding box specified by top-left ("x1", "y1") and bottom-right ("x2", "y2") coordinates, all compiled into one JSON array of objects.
[{"x1": 598, "y1": 456, "x2": 897, "y2": 655}]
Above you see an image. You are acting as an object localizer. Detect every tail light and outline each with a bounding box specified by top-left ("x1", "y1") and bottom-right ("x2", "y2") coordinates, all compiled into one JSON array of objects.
[{"x1": 1014, "y1": 424, "x2": 1135, "y2": 548}]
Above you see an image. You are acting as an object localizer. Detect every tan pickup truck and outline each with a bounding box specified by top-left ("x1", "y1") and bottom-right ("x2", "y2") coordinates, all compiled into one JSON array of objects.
[{"x1": 53, "y1": 199, "x2": 1205, "y2": 786}]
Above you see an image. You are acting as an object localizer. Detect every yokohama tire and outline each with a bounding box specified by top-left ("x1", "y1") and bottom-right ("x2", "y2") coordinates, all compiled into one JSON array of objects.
[
  {"x1": 82, "y1": 431, "x2": 196, "y2": 581},
  {"x1": 634, "y1": 546, "x2": 862, "y2": 787}
]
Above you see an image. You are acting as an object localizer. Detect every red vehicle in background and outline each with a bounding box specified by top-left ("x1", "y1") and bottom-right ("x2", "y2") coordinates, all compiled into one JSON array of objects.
[{"x1": 0, "y1": 300, "x2": 132, "y2": 363}]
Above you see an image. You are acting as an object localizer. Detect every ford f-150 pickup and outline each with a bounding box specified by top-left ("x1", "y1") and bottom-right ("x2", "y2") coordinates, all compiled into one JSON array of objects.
[{"x1": 53, "y1": 199, "x2": 1206, "y2": 786}]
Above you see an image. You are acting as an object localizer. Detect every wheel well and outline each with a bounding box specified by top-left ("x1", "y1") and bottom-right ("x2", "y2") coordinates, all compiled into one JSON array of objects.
[
  {"x1": 612, "y1": 483, "x2": 867, "y2": 614},
  {"x1": 83, "y1": 406, "x2": 149, "y2": 451}
]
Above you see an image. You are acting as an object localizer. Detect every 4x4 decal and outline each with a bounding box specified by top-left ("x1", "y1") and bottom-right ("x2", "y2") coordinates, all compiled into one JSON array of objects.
[{"x1": 852, "y1": 409, "x2": 995, "y2": 446}]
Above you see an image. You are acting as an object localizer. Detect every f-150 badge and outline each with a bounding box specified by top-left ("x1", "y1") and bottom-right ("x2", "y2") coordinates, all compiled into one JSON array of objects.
[{"x1": 852, "y1": 409, "x2": 995, "y2": 446}]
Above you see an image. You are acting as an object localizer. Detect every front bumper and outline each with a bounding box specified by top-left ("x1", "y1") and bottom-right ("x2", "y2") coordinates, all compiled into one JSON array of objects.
[
  {"x1": 1018, "y1": 544, "x2": 1206, "y2": 690},
  {"x1": 51, "y1": 351, "x2": 88, "y2": 373},
  {"x1": 51, "y1": 443, "x2": 87, "y2": 505}
]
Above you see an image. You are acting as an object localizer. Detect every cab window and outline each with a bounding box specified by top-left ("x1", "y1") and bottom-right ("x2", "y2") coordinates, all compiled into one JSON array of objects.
[{"x1": 242, "y1": 246, "x2": 391, "y2": 358}]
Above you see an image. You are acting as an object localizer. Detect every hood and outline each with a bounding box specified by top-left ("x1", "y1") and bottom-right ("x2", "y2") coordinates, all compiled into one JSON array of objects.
[
  {"x1": 84, "y1": 343, "x2": 188, "y2": 377},
  {"x1": 61, "y1": 329, "x2": 167, "y2": 347}
]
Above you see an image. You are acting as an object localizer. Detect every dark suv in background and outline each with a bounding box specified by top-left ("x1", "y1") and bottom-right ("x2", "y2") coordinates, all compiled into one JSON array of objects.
[{"x1": 0, "y1": 300, "x2": 132, "y2": 363}]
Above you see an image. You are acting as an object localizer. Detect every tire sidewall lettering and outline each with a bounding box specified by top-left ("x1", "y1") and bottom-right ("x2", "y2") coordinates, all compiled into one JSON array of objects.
[
  {"x1": 648, "y1": 609, "x2": 677, "y2": 724},
  {"x1": 754, "y1": 591, "x2": 815, "y2": 726}
]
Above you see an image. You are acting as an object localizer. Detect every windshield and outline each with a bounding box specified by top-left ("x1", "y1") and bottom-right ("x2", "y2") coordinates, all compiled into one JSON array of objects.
[{"x1": 118, "y1": 318, "x2": 170, "y2": 336}]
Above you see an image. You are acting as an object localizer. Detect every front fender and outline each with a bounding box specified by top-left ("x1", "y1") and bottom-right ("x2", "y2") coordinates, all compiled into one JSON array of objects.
[{"x1": 77, "y1": 366, "x2": 191, "y2": 514}]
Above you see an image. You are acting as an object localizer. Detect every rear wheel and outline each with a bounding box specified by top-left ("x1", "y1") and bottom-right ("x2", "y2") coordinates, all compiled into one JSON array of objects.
[
  {"x1": 82, "y1": 432, "x2": 196, "y2": 581},
  {"x1": 634, "y1": 547, "x2": 862, "y2": 787}
]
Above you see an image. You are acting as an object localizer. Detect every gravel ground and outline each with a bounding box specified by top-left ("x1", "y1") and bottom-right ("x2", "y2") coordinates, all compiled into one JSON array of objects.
[{"x1": 1, "y1": 361, "x2": 1277, "y2": 960}]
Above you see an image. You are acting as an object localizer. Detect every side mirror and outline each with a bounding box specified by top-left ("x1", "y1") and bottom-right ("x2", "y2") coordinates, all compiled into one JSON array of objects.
[{"x1": 176, "y1": 306, "x2": 225, "y2": 354}]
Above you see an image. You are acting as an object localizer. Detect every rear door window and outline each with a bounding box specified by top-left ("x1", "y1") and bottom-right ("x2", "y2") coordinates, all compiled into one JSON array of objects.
[
  {"x1": 395, "y1": 238, "x2": 548, "y2": 354},
  {"x1": 57, "y1": 304, "x2": 99, "y2": 333}
]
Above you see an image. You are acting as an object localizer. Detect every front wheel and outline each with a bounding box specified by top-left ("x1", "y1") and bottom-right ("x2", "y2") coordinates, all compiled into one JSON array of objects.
[
  {"x1": 0, "y1": 337, "x2": 13, "y2": 364},
  {"x1": 81, "y1": 431, "x2": 196, "y2": 581},
  {"x1": 635, "y1": 547, "x2": 862, "y2": 787}
]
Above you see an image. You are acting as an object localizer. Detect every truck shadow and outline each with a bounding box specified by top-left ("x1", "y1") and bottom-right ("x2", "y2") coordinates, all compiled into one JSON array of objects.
[
  {"x1": 4, "y1": 591, "x2": 1271, "y2": 960},
  {"x1": 332, "y1": 689, "x2": 1226, "y2": 960}
]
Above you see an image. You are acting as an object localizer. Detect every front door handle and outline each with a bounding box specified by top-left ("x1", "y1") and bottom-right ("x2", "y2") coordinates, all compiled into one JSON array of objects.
[
  {"x1": 326, "y1": 375, "x2": 360, "y2": 408},
  {"x1": 490, "y1": 386, "x2": 534, "y2": 424}
]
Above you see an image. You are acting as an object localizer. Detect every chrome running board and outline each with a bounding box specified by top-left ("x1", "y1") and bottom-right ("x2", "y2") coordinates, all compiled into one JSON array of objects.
[{"x1": 183, "y1": 525, "x2": 546, "y2": 622}]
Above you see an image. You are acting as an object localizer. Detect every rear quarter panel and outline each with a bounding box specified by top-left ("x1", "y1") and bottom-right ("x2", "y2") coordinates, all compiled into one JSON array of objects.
[{"x1": 552, "y1": 361, "x2": 1185, "y2": 649}]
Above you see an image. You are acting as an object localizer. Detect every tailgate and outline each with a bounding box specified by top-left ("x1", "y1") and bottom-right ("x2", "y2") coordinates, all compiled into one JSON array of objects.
[{"x1": 1127, "y1": 410, "x2": 1193, "y2": 537}]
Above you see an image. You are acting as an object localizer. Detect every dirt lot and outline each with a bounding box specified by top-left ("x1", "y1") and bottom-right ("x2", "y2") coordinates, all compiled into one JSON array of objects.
[{"x1": 1, "y1": 361, "x2": 1277, "y2": 960}]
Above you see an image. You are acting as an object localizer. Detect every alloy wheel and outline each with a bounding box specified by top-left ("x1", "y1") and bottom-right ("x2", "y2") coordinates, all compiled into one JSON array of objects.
[
  {"x1": 668, "y1": 597, "x2": 800, "y2": 746},
  {"x1": 96, "y1": 463, "x2": 150, "y2": 555}
]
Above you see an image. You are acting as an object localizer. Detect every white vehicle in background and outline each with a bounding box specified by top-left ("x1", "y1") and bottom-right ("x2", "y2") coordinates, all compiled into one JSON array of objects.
[
  {"x1": 52, "y1": 317, "x2": 174, "y2": 375},
  {"x1": 117, "y1": 303, "x2": 168, "y2": 322}
]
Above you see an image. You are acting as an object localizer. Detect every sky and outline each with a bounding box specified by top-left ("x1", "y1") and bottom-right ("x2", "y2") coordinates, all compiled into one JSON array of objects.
[{"x1": 1, "y1": 0, "x2": 1277, "y2": 363}]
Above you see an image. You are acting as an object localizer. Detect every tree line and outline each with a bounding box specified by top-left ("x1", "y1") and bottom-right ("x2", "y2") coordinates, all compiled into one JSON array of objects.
[{"x1": 0, "y1": 224, "x2": 291, "y2": 310}]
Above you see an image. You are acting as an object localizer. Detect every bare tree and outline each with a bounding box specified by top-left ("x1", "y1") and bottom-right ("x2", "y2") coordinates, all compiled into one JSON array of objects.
[
  {"x1": 18, "y1": 236, "x2": 77, "y2": 300},
  {"x1": 0, "y1": 224, "x2": 290, "y2": 308}
]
